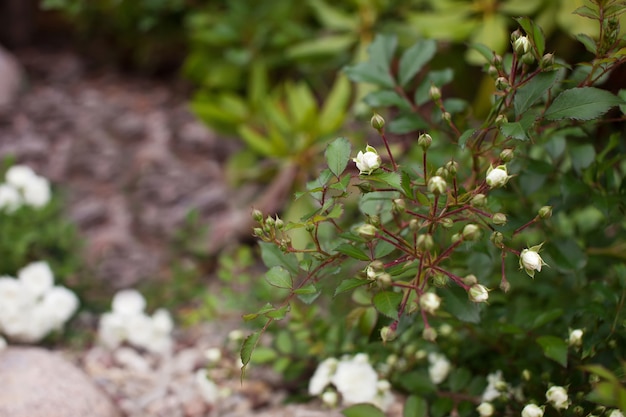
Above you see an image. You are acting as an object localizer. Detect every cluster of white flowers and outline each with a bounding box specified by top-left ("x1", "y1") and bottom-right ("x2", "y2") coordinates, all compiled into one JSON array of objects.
[
  {"x1": 98, "y1": 289, "x2": 174, "y2": 355},
  {"x1": 428, "y1": 352, "x2": 452, "y2": 384},
  {"x1": 482, "y1": 370, "x2": 510, "y2": 401},
  {"x1": 308, "y1": 353, "x2": 394, "y2": 411},
  {"x1": 0, "y1": 261, "x2": 79, "y2": 343},
  {"x1": 0, "y1": 165, "x2": 51, "y2": 212}
]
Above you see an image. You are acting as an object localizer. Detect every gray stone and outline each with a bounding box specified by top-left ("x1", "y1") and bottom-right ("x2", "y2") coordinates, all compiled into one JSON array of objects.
[
  {"x1": 0, "y1": 347, "x2": 121, "y2": 417},
  {"x1": 0, "y1": 45, "x2": 22, "y2": 109}
]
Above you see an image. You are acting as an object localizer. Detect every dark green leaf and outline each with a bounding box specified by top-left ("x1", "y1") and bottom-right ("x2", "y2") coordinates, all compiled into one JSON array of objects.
[
  {"x1": 499, "y1": 122, "x2": 529, "y2": 141},
  {"x1": 241, "y1": 331, "x2": 261, "y2": 369},
  {"x1": 469, "y1": 43, "x2": 495, "y2": 64},
  {"x1": 514, "y1": 71, "x2": 559, "y2": 116},
  {"x1": 368, "y1": 33, "x2": 398, "y2": 71},
  {"x1": 326, "y1": 137, "x2": 352, "y2": 177},
  {"x1": 448, "y1": 368, "x2": 472, "y2": 392},
  {"x1": 545, "y1": 87, "x2": 624, "y2": 121},
  {"x1": 531, "y1": 308, "x2": 564, "y2": 329},
  {"x1": 576, "y1": 33, "x2": 597, "y2": 54},
  {"x1": 334, "y1": 243, "x2": 371, "y2": 261},
  {"x1": 458, "y1": 128, "x2": 479, "y2": 149},
  {"x1": 265, "y1": 266, "x2": 293, "y2": 289},
  {"x1": 389, "y1": 114, "x2": 428, "y2": 134},
  {"x1": 364, "y1": 90, "x2": 411, "y2": 110},
  {"x1": 343, "y1": 62, "x2": 395, "y2": 88},
  {"x1": 335, "y1": 278, "x2": 369, "y2": 295},
  {"x1": 536, "y1": 335, "x2": 568, "y2": 367},
  {"x1": 373, "y1": 291, "x2": 402, "y2": 318},
  {"x1": 404, "y1": 395, "x2": 428, "y2": 417},
  {"x1": 569, "y1": 143, "x2": 596, "y2": 173},
  {"x1": 343, "y1": 403, "x2": 386, "y2": 417},
  {"x1": 573, "y1": 5, "x2": 599, "y2": 19},
  {"x1": 399, "y1": 39, "x2": 437, "y2": 87},
  {"x1": 443, "y1": 286, "x2": 482, "y2": 323}
]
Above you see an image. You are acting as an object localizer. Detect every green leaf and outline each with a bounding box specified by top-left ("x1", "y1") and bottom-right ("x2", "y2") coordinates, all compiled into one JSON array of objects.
[
  {"x1": 576, "y1": 33, "x2": 597, "y2": 54},
  {"x1": 265, "y1": 266, "x2": 293, "y2": 289},
  {"x1": 241, "y1": 331, "x2": 261, "y2": 370},
  {"x1": 259, "y1": 242, "x2": 300, "y2": 275},
  {"x1": 343, "y1": 403, "x2": 386, "y2": 417},
  {"x1": 531, "y1": 308, "x2": 564, "y2": 329},
  {"x1": 443, "y1": 286, "x2": 482, "y2": 323},
  {"x1": 514, "y1": 71, "x2": 559, "y2": 116},
  {"x1": 319, "y1": 75, "x2": 351, "y2": 133},
  {"x1": 364, "y1": 90, "x2": 411, "y2": 110},
  {"x1": 448, "y1": 368, "x2": 472, "y2": 392},
  {"x1": 238, "y1": 125, "x2": 274, "y2": 156},
  {"x1": 404, "y1": 395, "x2": 428, "y2": 417},
  {"x1": 265, "y1": 304, "x2": 290, "y2": 319},
  {"x1": 569, "y1": 143, "x2": 596, "y2": 173},
  {"x1": 545, "y1": 87, "x2": 624, "y2": 121},
  {"x1": 388, "y1": 114, "x2": 428, "y2": 134},
  {"x1": 372, "y1": 291, "x2": 402, "y2": 318},
  {"x1": 398, "y1": 39, "x2": 437, "y2": 87},
  {"x1": 326, "y1": 137, "x2": 352, "y2": 177},
  {"x1": 334, "y1": 243, "x2": 371, "y2": 261},
  {"x1": 468, "y1": 43, "x2": 495, "y2": 64},
  {"x1": 515, "y1": 17, "x2": 545, "y2": 56},
  {"x1": 369, "y1": 33, "x2": 398, "y2": 71},
  {"x1": 343, "y1": 61, "x2": 395, "y2": 88},
  {"x1": 335, "y1": 278, "x2": 369, "y2": 296},
  {"x1": 536, "y1": 335, "x2": 568, "y2": 367},
  {"x1": 499, "y1": 122, "x2": 528, "y2": 141},
  {"x1": 458, "y1": 128, "x2": 479, "y2": 149}
]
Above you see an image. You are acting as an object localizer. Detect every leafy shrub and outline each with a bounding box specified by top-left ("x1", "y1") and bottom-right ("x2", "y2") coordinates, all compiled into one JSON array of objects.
[{"x1": 241, "y1": 1, "x2": 626, "y2": 415}]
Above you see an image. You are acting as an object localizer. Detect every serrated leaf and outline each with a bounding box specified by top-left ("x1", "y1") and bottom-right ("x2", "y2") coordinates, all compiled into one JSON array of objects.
[
  {"x1": 259, "y1": 242, "x2": 299, "y2": 275},
  {"x1": 443, "y1": 286, "x2": 482, "y2": 323},
  {"x1": 573, "y1": 5, "x2": 599, "y2": 20},
  {"x1": 265, "y1": 304, "x2": 290, "y2": 319},
  {"x1": 536, "y1": 335, "x2": 568, "y2": 367},
  {"x1": 335, "y1": 278, "x2": 369, "y2": 296},
  {"x1": 334, "y1": 243, "x2": 371, "y2": 261},
  {"x1": 514, "y1": 71, "x2": 559, "y2": 116},
  {"x1": 499, "y1": 122, "x2": 529, "y2": 140},
  {"x1": 265, "y1": 266, "x2": 293, "y2": 289},
  {"x1": 241, "y1": 331, "x2": 261, "y2": 370},
  {"x1": 326, "y1": 137, "x2": 351, "y2": 177},
  {"x1": 398, "y1": 39, "x2": 437, "y2": 86},
  {"x1": 294, "y1": 284, "x2": 318, "y2": 295},
  {"x1": 404, "y1": 395, "x2": 428, "y2": 417},
  {"x1": 545, "y1": 87, "x2": 624, "y2": 120},
  {"x1": 576, "y1": 33, "x2": 597, "y2": 54},
  {"x1": 343, "y1": 403, "x2": 386, "y2": 417},
  {"x1": 373, "y1": 291, "x2": 402, "y2": 318}
]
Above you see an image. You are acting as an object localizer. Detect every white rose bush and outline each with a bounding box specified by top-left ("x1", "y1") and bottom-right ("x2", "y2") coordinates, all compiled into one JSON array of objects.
[{"x1": 242, "y1": 3, "x2": 626, "y2": 416}]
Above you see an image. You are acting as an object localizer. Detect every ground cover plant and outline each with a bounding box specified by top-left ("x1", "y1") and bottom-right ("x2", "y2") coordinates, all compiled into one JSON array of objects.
[{"x1": 241, "y1": 1, "x2": 626, "y2": 416}]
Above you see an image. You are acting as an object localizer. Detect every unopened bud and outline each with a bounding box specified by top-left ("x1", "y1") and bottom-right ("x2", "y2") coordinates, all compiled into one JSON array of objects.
[
  {"x1": 377, "y1": 273, "x2": 392, "y2": 288},
  {"x1": 416, "y1": 234, "x2": 434, "y2": 251},
  {"x1": 253, "y1": 227, "x2": 264, "y2": 237},
  {"x1": 451, "y1": 232, "x2": 462, "y2": 243},
  {"x1": 428, "y1": 176, "x2": 447, "y2": 195},
  {"x1": 493, "y1": 54, "x2": 503, "y2": 70},
  {"x1": 510, "y1": 29, "x2": 522, "y2": 43},
  {"x1": 252, "y1": 209, "x2": 263, "y2": 222},
  {"x1": 471, "y1": 193, "x2": 487, "y2": 207},
  {"x1": 356, "y1": 224, "x2": 378, "y2": 240},
  {"x1": 429, "y1": 85, "x2": 442, "y2": 101},
  {"x1": 370, "y1": 260, "x2": 384, "y2": 271},
  {"x1": 380, "y1": 326, "x2": 397, "y2": 342},
  {"x1": 435, "y1": 167, "x2": 449, "y2": 180},
  {"x1": 369, "y1": 214, "x2": 381, "y2": 227},
  {"x1": 522, "y1": 369, "x2": 531, "y2": 381},
  {"x1": 432, "y1": 273, "x2": 448, "y2": 287},
  {"x1": 495, "y1": 77, "x2": 509, "y2": 91},
  {"x1": 445, "y1": 160, "x2": 458, "y2": 175},
  {"x1": 265, "y1": 216, "x2": 275, "y2": 227},
  {"x1": 538, "y1": 206, "x2": 552, "y2": 219},
  {"x1": 500, "y1": 279, "x2": 510, "y2": 293},
  {"x1": 500, "y1": 148, "x2": 514, "y2": 162},
  {"x1": 495, "y1": 114, "x2": 508, "y2": 126},
  {"x1": 463, "y1": 274, "x2": 478, "y2": 286},
  {"x1": 492, "y1": 213, "x2": 507, "y2": 225},
  {"x1": 514, "y1": 36, "x2": 531, "y2": 55},
  {"x1": 463, "y1": 224, "x2": 481, "y2": 241},
  {"x1": 521, "y1": 52, "x2": 535, "y2": 65},
  {"x1": 469, "y1": 284, "x2": 489, "y2": 303},
  {"x1": 490, "y1": 231, "x2": 504, "y2": 247},
  {"x1": 392, "y1": 198, "x2": 406, "y2": 214},
  {"x1": 440, "y1": 217, "x2": 454, "y2": 228},
  {"x1": 422, "y1": 327, "x2": 437, "y2": 342},
  {"x1": 275, "y1": 217, "x2": 284, "y2": 229},
  {"x1": 442, "y1": 112, "x2": 452, "y2": 123},
  {"x1": 487, "y1": 65, "x2": 498, "y2": 77},
  {"x1": 305, "y1": 222, "x2": 315, "y2": 232},
  {"x1": 540, "y1": 53, "x2": 554, "y2": 69},
  {"x1": 409, "y1": 218, "x2": 419, "y2": 231},
  {"x1": 418, "y1": 133, "x2": 432, "y2": 150},
  {"x1": 371, "y1": 113, "x2": 385, "y2": 132}
]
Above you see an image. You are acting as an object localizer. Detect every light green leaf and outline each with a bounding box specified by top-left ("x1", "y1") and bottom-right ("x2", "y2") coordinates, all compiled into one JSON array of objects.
[
  {"x1": 319, "y1": 75, "x2": 351, "y2": 133},
  {"x1": 335, "y1": 278, "x2": 369, "y2": 296},
  {"x1": 344, "y1": 62, "x2": 395, "y2": 89},
  {"x1": 286, "y1": 34, "x2": 355, "y2": 59},
  {"x1": 398, "y1": 39, "x2": 437, "y2": 87},
  {"x1": 259, "y1": 242, "x2": 299, "y2": 275},
  {"x1": 326, "y1": 137, "x2": 352, "y2": 177},
  {"x1": 265, "y1": 266, "x2": 293, "y2": 289},
  {"x1": 536, "y1": 335, "x2": 568, "y2": 367},
  {"x1": 308, "y1": 0, "x2": 357, "y2": 30},
  {"x1": 404, "y1": 395, "x2": 428, "y2": 417},
  {"x1": 241, "y1": 331, "x2": 261, "y2": 372},
  {"x1": 499, "y1": 122, "x2": 529, "y2": 141},
  {"x1": 569, "y1": 143, "x2": 596, "y2": 173},
  {"x1": 373, "y1": 291, "x2": 402, "y2": 318},
  {"x1": 334, "y1": 243, "x2": 371, "y2": 261},
  {"x1": 545, "y1": 87, "x2": 624, "y2": 120},
  {"x1": 343, "y1": 403, "x2": 386, "y2": 417},
  {"x1": 514, "y1": 71, "x2": 559, "y2": 116}
]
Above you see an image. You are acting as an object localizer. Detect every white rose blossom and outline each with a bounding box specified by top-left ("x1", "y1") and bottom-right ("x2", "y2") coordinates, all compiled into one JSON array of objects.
[
  {"x1": 428, "y1": 352, "x2": 451, "y2": 384},
  {"x1": 486, "y1": 164, "x2": 511, "y2": 188},
  {"x1": 195, "y1": 370, "x2": 219, "y2": 404},
  {"x1": 521, "y1": 404, "x2": 544, "y2": 417},
  {"x1": 608, "y1": 410, "x2": 624, "y2": 417},
  {"x1": 309, "y1": 357, "x2": 338, "y2": 395},
  {"x1": 546, "y1": 386, "x2": 569, "y2": 410},
  {"x1": 353, "y1": 145, "x2": 381, "y2": 175},
  {"x1": 0, "y1": 183, "x2": 22, "y2": 212},
  {"x1": 469, "y1": 284, "x2": 489, "y2": 303},
  {"x1": 330, "y1": 354, "x2": 379, "y2": 405},
  {"x1": 519, "y1": 243, "x2": 548, "y2": 278},
  {"x1": 112, "y1": 289, "x2": 147, "y2": 316},
  {"x1": 419, "y1": 292, "x2": 442, "y2": 314},
  {"x1": 18, "y1": 261, "x2": 55, "y2": 299},
  {"x1": 568, "y1": 329, "x2": 583, "y2": 347},
  {"x1": 477, "y1": 402, "x2": 495, "y2": 417},
  {"x1": 482, "y1": 370, "x2": 509, "y2": 401},
  {"x1": 5, "y1": 165, "x2": 51, "y2": 208}
]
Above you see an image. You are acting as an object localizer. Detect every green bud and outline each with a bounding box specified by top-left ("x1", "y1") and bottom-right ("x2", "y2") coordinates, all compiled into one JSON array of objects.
[
  {"x1": 521, "y1": 52, "x2": 535, "y2": 65},
  {"x1": 463, "y1": 274, "x2": 478, "y2": 286},
  {"x1": 451, "y1": 232, "x2": 462, "y2": 244},
  {"x1": 495, "y1": 114, "x2": 508, "y2": 126},
  {"x1": 409, "y1": 218, "x2": 419, "y2": 231},
  {"x1": 377, "y1": 273, "x2": 392, "y2": 288},
  {"x1": 513, "y1": 35, "x2": 531, "y2": 55},
  {"x1": 471, "y1": 193, "x2": 487, "y2": 207},
  {"x1": 442, "y1": 112, "x2": 452, "y2": 123},
  {"x1": 305, "y1": 222, "x2": 315, "y2": 232},
  {"x1": 445, "y1": 160, "x2": 458, "y2": 176},
  {"x1": 522, "y1": 369, "x2": 531, "y2": 381},
  {"x1": 252, "y1": 209, "x2": 263, "y2": 222},
  {"x1": 429, "y1": 85, "x2": 442, "y2": 101},
  {"x1": 422, "y1": 327, "x2": 437, "y2": 342},
  {"x1": 369, "y1": 214, "x2": 381, "y2": 227},
  {"x1": 432, "y1": 273, "x2": 448, "y2": 287},
  {"x1": 275, "y1": 217, "x2": 284, "y2": 229},
  {"x1": 538, "y1": 206, "x2": 552, "y2": 219},
  {"x1": 428, "y1": 175, "x2": 447, "y2": 195},
  {"x1": 468, "y1": 284, "x2": 489, "y2": 303},
  {"x1": 493, "y1": 54, "x2": 503, "y2": 70},
  {"x1": 416, "y1": 234, "x2": 434, "y2": 251},
  {"x1": 392, "y1": 198, "x2": 406, "y2": 214},
  {"x1": 369, "y1": 260, "x2": 384, "y2": 271},
  {"x1": 572, "y1": 406, "x2": 585, "y2": 416},
  {"x1": 490, "y1": 231, "x2": 504, "y2": 248},
  {"x1": 371, "y1": 113, "x2": 385, "y2": 132},
  {"x1": 440, "y1": 217, "x2": 454, "y2": 228},
  {"x1": 380, "y1": 326, "x2": 397, "y2": 343},
  {"x1": 487, "y1": 65, "x2": 498, "y2": 78},
  {"x1": 356, "y1": 223, "x2": 378, "y2": 240},
  {"x1": 495, "y1": 77, "x2": 509, "y2": 91},
  {"x1": 418, "y1": 133, "x2": 432, "y2": 150},
  {"x1": 500, "y1": 279, "x2": 510, "y2": 293},
  {"x1": 265, "y1": 216, "x2": 275, "y2": 227},
  {"x1": 492, "y1": 213, "x2": 507, "y2": 225},
  {"x1": 356, "y1": 182, "x2": 373, "y2": 193},
  {"x1": 435, "y1": 167, "x2": 449, "y2": 180},
  {"x1": 253, "y1": 227, "x2": 264, "y2": 237},
  {"x1": 540, "y1": 53, "x2": 554, "y2": 69},
  {"x1": 510, "y1": 29, "x2": 522, "y2": 43},
  {"x1": 499, "y1": 148, "x2": 514, "y2": 162},
  {"x1": 463, "y1": 224, "x2": 481, "y2": 241}
]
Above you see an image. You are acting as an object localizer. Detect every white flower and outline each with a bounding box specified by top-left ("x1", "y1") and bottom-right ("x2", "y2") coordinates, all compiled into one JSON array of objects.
[
  {"x1": 5, "y1": 165, "x2": 38, "y2": 188},
  {"x1": 428, "y1": 353, "x2": 451, "y2": 384},
  {"x1": 469, "y1": 284, "x2": 489, "y2": 303},
  {"x1": 419, "y1": 292, "x2": 441, "y2": 314},
  {"x1": 482, "y1": 370, "x2": 508, "y2": 401},
  {"x1": 98, "y1": 312, "x2": 127, "y2": 349},
  {"x1": 204, "y1": 347, "x2": 222, "y2": 364},
  {"x1": 112, "y1": 289, "x2": 146, "y2": 315},
  {"x1": 5, "y1": 165, "x2": 51, "y2": 208},
  {"x1": 125, "y1": 313, "x2": 155, "y2": 349},
  {"x1": 331, "y1": 354, "x2": 379, "y2": 404},
  {"x1": 309, "y1": 357, "x2": 339, "y2": 395},
  {"x1": 568, "y1": 329, "x2": 583, "y2": 347},
  {"x1": 195, "y1": 369, "x2": 219, "y2": 404},
  {"x1": 0, "y1": 277, "x2": 32, "y2": 317},
  {"x1": 152, "y1": 308, "x2": 174, "y2": 334},
  {"x1": 40, "y1": 286, "x2": 79, "y2": 327},
  {"x1": 477, "y1": 402, "x2": 495, "y2": 417},
  {"x1": 546, "y1": 386, "x2": 569, "y2": 410},
  {"x1": 353, "y1": 146, "x2": 381, "y2": 175},
  {"x1": 521, "y1": 404, "x2": 544, "y2": 417},
  {"x1": 608, "y1": 409, "x2": 624, "y2": 417},
  {"x1": 372, "y1": 379, "x2": 395, "y2": 412},
  {"x1": 427, "y1": 175, "x2": 447, "y2": 195},
  {"x1": 321, "y1": 390, "x2": 339, "y2": 407},
  {"x1": 519, "y1": 244, "x2": 547, "y2": 278},
  {"x1": 18, "y1": 261, "x2": 54, "y2": 299},
  {"x1": 486, "y1": 165, "x2": 510, "y2": 188},
  {"x1": 0, "y1": 183, "x2": 22, "y2": 212}
]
